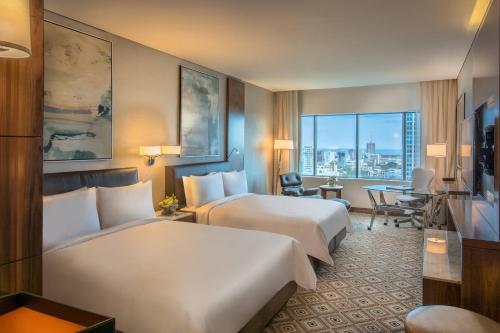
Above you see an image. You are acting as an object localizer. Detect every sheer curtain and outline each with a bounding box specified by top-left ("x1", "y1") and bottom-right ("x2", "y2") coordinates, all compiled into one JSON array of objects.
[
  {"x1": 421, "y1": 79, "x2": 457, "y2": 180},
  {"x1": 273, "y1": 91, "x2": 299, "y2": 194}
]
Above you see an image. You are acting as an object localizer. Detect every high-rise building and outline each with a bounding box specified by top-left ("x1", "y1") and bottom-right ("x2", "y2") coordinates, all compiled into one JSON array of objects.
[
  {"x1": 366, "y1": 141, "x2": 376, "y2": 154},
  {"x1": 301, "y1": 146, "x2": 314, "y2": 175},
  {"x1": 405, "y1": 113, "x2": 420, "y2": 178}
]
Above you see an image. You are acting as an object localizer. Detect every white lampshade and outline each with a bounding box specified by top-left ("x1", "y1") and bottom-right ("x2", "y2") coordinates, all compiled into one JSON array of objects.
[
  {"x1": 274, "y1": 139, "x2": 294, "y2": 150},
  {"x1": 427, "y1": 143, "x2": 447, "y2": 157},
  {"x1": 461, "y1": 144, "x2": 472, "y2": 157},
  {"x1": 139, "y1": 146, "x2": 161, "y2": 156},
  {"x1": 161, "y1": 145, "x2": 181, "y2": 155},
  {"x1": 0, "y1": 0, "x2": 31, "y2": 58}
]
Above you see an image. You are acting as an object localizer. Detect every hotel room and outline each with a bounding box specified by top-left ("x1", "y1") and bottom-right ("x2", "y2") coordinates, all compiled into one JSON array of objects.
[{"x1": 0, "y1": 0, "x2": 499, "y2": 332}]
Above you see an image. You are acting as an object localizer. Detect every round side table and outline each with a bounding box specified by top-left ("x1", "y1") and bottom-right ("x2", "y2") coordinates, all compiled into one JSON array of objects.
[{"x1": 319, "y1": 184, "x2": 343, "y2": 199}]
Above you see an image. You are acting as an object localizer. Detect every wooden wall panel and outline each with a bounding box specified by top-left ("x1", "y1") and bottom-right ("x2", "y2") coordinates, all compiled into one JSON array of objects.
[
  {"x1": 226, "y1": 77, "x2": 245, "y2": 170},
  {"x1": 0, "y1": 137, "x2": 43, "y2": 264},
  {"x1": 0, "y1": 0, "x2": 44, "y2": 295},
  {"x1": 0, "y1": 0, "x2": 43, "y2": 137}
]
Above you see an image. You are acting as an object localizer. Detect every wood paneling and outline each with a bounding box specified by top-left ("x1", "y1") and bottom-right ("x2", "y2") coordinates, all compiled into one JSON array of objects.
[
  {"x1": 0, "y1": 0, "x2": 44, "y2": 295},
  {"x1": 0, "y1": 0, "x2": 43, "y2": 137},
  {"x1": 0, "y1": 256, "x2": 42, "y2": 295},
  {"x1": 423, "y1": 279, "x2": 460, "y2": 307},
  {"x1": 461, "y1": 245, "x2": 500, "y2": 321},
  {"x1": 0, "y1": 137, "x2": 43, "y2": 264},
  {"x1": 226, "y1": 77, "x2": 245, "y2": 170}
]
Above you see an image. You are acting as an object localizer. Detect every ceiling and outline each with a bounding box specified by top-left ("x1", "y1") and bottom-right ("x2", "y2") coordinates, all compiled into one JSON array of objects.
[{"x1": 44, "y1": 0, "x2": 483, "y2": 91}]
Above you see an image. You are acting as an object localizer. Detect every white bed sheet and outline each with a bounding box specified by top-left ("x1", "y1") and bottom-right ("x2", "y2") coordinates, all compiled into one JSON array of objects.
[
  {"x1": 196, "y1": 194, "x2": 352, "y2": 265},
  {"x1": 43, "y1": 219, "x2": 316, "y2": 333}
]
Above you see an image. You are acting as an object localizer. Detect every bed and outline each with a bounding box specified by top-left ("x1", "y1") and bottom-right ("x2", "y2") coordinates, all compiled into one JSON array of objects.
[
  {"x1": 42, "y1": 168, "x2": 317, "y2": 333},
  {"x1": 165, "y1": 162, "x2": 351, "y2": 265}
]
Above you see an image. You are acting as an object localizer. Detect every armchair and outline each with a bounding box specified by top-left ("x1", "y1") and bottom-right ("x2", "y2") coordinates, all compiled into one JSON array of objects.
[{"x1": 279, "y1": 172, "x2": 322, "y2": 198}]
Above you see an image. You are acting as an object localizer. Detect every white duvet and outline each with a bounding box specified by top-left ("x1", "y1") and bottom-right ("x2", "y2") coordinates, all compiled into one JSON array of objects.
[
  {"x1": 43, "y1": 219, "x2": 316, "y2": 333},
  {"x1": 196, "y1": 194, "x2": 351, "y2": 265}
]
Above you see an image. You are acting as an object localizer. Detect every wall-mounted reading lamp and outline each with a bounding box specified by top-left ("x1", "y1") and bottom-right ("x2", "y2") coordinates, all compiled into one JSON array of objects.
[
  {"x1": 228, "y1": 148, "x2": 240, "y2": 160},
  {"x1": 0, "y1": 0, "x2": 32, "y2": 58},
  {"x1": 139, "y1": 146, "x2": 162, "y2": 166}
]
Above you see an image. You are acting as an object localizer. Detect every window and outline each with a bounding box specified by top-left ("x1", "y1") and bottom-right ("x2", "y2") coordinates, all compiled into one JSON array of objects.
[{"x1": 300, "y1": 112, "x2": 420, "y2": 180}]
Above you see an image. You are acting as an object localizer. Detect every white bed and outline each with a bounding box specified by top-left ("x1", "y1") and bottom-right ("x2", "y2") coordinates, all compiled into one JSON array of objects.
[
  {"x1": 193, "y1": 193, "x2": 351, "y2": 265},
  {"x1": 43, "y1": 218, "x2": 316, "y2": 333}
]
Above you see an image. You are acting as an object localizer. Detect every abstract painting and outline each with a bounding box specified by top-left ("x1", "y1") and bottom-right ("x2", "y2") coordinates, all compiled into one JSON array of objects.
[
  {"x1": 180, "y1": 67, "x2": 220, "y2": 157},
  {"x1": 43, "y1": 21, "x2": 112, "y2": 161}
]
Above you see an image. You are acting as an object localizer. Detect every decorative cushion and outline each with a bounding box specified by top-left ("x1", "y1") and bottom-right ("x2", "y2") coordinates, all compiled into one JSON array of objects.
[
  {"x1": 189, "y1": 173, "x2": 225, "y2": 208},
  {"x1": 182, "y1": 176, "x2": 194, "y2": 208},
  {"x1": 43, "y1": 187, "x2": 100, "y2": 250},
  {"x1": 331, "y1": 198, "x2": 351, "y2": 210},
  {"x1": 405, "y1": 305, "x2": 500, "y2": 333},
  {"x1": 221, "y1": 170, "x2": 248, "y2": 196},
  {"x1": 97, "y1": 181, "x2": 155, "y2": 228}
]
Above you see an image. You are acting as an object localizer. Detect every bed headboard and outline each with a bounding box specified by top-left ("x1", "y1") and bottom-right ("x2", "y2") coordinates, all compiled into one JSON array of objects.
[
  {"x1": 43, "y1": 167, "x2": 139, "y2": 195},
  {"x1": 165, "y1": 162, "x2": 233, "y2": 206}
]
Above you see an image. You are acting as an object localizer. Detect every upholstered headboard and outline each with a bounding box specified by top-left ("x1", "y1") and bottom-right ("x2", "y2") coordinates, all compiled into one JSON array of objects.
[
  {"x1": 43, "y1": 168, "x2": 139, "y2": 195},
  {"x1": 165, "y1": 162, "x2": 233, "y2": 206}
]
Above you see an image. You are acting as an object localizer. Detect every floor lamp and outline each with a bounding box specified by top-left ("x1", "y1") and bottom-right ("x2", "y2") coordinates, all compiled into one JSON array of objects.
[
  {"x1": 427, "y1": 143, "x2": 455, "y2": 181},
  {"x1": 274, "y1": 139, "x2": 294, "y2": 195}
]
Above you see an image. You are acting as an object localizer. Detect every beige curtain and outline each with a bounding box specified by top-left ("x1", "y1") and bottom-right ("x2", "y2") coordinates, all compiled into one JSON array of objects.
[
  {"x1": 421, "y1": 80, "x2": 457, "y2": 180},
  {"x1": 273, "y1": 91, "x2": 299, "y2": 194}
]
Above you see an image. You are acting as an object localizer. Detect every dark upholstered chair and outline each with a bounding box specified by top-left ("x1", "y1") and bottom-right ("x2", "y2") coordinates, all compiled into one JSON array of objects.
[{"x1": 279, "y1": 172, "x2": 321, "y2": 198}]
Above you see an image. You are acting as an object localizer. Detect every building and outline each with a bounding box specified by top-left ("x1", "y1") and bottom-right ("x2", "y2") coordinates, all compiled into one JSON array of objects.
[
  {"x1": 366, "y1": 141, "x2": 376, "y2": 154},
  {"x1": 301, "y1": 145, "x2": 314, "y2": 174}
]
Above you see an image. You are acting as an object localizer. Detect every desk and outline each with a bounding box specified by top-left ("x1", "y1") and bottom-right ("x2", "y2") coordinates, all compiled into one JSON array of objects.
[{"x1": 362, "y1": 184, "x2": 446, "y2": 229}]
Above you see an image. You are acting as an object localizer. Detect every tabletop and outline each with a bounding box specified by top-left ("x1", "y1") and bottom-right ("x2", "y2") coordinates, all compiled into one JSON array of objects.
[
  {"x1": 320, "y1": 184, "x2": 343, "y2": 190},
  {"x1": 361, "y1": 184, "x2": 446, "y2": 196}
]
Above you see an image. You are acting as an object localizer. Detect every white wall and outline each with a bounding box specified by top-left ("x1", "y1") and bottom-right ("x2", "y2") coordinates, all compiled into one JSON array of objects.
[
  {"x1": 43, "y1": 12, "x2": 274, "y2": 206},
  {"x1": 300, "y1": 82, "x2": 420, "y2": 115},
  {"x1": 300, "y1": 83, "x2": 420, "y2": 208}
]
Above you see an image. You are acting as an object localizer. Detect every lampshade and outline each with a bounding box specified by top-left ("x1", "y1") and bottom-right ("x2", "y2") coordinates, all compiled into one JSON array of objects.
[
  {"x1": 461, "y1": 144, "x2": 472, "y2": 157},
  {"x1": 427, "y1": 143, "x2": 447, "y2": 157},
  {"x1": 0, "y1": 0, "x2": 32, "y2": 58},
  {"x1": 161, "y1": 145, "x2": 181, "y2": 155},
  {"x1": 274, "y1": 139, "x2": 294, "y2": 150},
  {"x1": 139, "y1": 146, "x2": 161, "y2": 156}
]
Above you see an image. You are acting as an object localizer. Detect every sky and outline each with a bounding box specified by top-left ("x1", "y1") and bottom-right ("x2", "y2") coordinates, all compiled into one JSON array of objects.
[{"x1": 302, "y1": 114, "x2": 405, "y2": 150}]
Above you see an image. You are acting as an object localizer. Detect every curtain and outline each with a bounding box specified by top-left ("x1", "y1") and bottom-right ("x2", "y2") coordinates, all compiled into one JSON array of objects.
[
  {"x1": 421, "y1": 79, "x2": 457, "y2": 180},
  {"x1": 273, "y1": 91, "x2": 299, "y2": 194}
]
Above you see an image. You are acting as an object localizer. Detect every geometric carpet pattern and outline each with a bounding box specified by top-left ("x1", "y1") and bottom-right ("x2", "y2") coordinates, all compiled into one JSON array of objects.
[{"x1": 263, "y1": 213, "x2": 423, "y2": 333}]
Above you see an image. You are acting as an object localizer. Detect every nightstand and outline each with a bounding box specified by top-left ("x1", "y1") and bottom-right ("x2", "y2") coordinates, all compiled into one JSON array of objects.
[{"x1": 155, "y1": 211, "x2": 195, "y2": 222}]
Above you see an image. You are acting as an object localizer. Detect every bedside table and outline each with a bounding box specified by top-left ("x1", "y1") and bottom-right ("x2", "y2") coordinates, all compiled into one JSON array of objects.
[{"x1": 155, "y1": 211, "x2": 195, "y2": 222}]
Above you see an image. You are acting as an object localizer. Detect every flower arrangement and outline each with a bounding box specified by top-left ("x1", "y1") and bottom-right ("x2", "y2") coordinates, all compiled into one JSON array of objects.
[
  {"x1": 327, "y1": 176, "x2": 338, "y2": 186},
  {"x1": 159, "y1": 194, "x2": 178, "y2": 216}
]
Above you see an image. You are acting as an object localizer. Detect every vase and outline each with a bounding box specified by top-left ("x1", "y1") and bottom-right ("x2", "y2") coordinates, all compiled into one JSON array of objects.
[{"x1": 163, "y1": 206, "x2": 176, "y2": 216}]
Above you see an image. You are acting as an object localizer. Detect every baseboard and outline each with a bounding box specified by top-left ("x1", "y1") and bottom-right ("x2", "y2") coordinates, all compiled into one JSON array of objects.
[{"x1": 351, "y1": 207, "x2": 406, "y2": 217}]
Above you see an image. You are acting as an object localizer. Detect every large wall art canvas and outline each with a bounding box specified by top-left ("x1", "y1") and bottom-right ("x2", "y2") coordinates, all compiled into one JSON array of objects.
[
  {"x1": 43, "y1": 21, "x2": 112, "y2": 161},
  {"x1": 180, "y1": 67, "x2": 220, "y2": 157}
]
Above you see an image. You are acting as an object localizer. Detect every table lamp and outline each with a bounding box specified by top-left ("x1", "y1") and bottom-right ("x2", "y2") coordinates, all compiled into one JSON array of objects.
[
  {"x1": 427, "y1": 143, "x2": 454, "y2": 181},
  {"x1": 0, "y1": 0, "x2": 32, "y2": 58},
  {"x1": 274, "y1": 139, "x2": 294, "y2": 194}
]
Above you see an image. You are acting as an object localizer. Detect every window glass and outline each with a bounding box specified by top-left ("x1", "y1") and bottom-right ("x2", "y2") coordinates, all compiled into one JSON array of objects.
[
  {"x1": 358, "y1": 113, "x2": 403, "y2": 179},
  {"x1": 300, "y1": 116, "x2": 315, "y2": 175},
  {"x1": 316, "y1": 115, "x2": 356, "y2": 177}
]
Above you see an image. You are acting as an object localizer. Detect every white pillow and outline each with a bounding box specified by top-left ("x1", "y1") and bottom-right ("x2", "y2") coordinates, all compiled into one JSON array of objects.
[
  {"x1": 43, "y1": 187, "x2": 100, "y2": 250},
  {"x1": 190, "y1": 173, "x2": 225, "y2": 207},
  {"x1": 182, "y1": 176, "x2": 194, "y2": 207},
  {"x1": 97, "y1": 181, "x2": 155, "y2": 228},
  {"x1": 222, "y1": 170, "x2": 248, "y2": 196}
]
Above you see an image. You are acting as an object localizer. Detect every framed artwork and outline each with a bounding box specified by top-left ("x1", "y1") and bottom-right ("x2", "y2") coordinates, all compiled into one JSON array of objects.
[
  {"x1": 43, "y1": 21, "x2": 112, "y2": 161},
  {"x1": 456, "y1": 93, "x2": 465, "y2": 169},
  {"x1": 180, "y1": 66, "x2": 220, "y2": 157}
]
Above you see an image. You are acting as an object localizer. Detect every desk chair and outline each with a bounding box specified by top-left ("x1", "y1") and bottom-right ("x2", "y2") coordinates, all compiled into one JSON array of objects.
[
  {"x1": 394, "y1": 168, "x2": 435, "y2": 228},
  {"x1": 367, "y1": 189, "x2": 405, "y2": 231}
]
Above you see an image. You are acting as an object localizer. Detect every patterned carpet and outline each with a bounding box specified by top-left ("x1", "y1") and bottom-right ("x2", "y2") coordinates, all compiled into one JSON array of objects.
[{"x1": 263, "y1": 213, "x2": 423, "y2": 333}]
